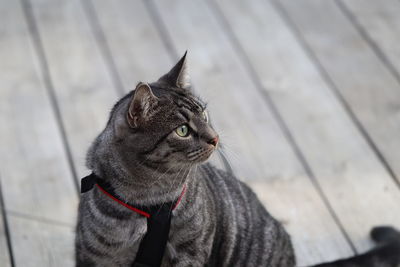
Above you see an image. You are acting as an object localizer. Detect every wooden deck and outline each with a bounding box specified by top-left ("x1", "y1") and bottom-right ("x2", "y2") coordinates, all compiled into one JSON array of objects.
[{"x1": 1, "y1": 0, "x2": 400, "y2": 266}]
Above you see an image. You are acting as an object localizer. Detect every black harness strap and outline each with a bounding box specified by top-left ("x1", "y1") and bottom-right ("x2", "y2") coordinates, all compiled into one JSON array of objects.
[
  {"x1": 81, "y1": 173, "x2": 183, "y2": 267},
  {"x1": 133, "y1": 204, "x2": 173, "y2": 267}
]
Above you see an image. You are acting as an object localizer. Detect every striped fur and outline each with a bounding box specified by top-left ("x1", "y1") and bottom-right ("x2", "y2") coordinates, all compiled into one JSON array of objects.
[{"x1": 75, "y1": 54, "x2": 400, "y2": 267}]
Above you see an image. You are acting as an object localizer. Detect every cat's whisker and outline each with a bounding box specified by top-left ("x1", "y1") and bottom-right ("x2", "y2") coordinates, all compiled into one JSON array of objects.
[
  {"x1": 148, "y1": 164, "x2": 177, "y2": 186},
  {"x1": 129, "y1": 157, "x2": 178, "y2": 188},
  {"x1": 168, "y1": 164, "x2": 193, "y2": 215},
  {"x1": 159, "y1": 164, "x2": 191, "y2": 213},
  {"x1": 156, "y1": 165, "x2": 184, "y2": 213},
  {"x1": 217, "y1": 148, "x2": 235, "y2": 175},
  {"x1": 214, "y1": 130, "x2": 241, "y2": 152},
  {"x1": 218, "y1": 144, "x2": 240, "y2": 162},
  {"x1": 220, "y1": 138, "x2": 241, "y2": 152},
  {"x1": 216, "y1": 148, "x2": 246, "y2": 204},
  {"x1": 160, "y1": 163, "x2": 188, "y2": 208}
]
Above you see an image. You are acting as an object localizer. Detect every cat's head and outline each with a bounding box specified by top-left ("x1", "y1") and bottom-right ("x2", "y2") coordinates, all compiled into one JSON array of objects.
[{"x1": 95, "y1": 52, "x2": 219, "y2": 179}]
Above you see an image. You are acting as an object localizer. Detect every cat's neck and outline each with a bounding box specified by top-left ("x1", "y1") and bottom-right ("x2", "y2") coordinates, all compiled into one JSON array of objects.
[
  {"x1": 91, "y1": 158, "x2": 195, "y2": 207},
  {"x1": 108, "y1": 177, "x2": 188, "y2": 207}
]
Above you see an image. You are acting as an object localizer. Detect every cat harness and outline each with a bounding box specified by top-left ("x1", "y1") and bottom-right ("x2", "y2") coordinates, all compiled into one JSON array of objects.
[{"x1": 81, "y1": 173, "x2": 186, "y2": 267}]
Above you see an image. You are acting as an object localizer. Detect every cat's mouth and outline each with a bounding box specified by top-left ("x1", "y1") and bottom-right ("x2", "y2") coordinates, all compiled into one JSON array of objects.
[{"x1": 187, "y1": 147, "x2": 215, "y2": 163}]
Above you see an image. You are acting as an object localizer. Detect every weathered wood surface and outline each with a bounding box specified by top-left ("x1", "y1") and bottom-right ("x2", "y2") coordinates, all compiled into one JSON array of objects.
[
  {"x1": 8, "y1": 215, "x2": 75, "y2": 267},
  {"x1": 339, "y1": 0, "x2": 400, "y2": 182},
  {"x1": 0, "y1": 0, "x2": 78, "y2": 266},
  {"x1": 216, "y1": 0, "x2": 400, "y2": 257},
  {"x1": 279, "y1": 0, "x2": 400, "y2": 185},
  {"x1": 341, "y1": 0, "x2": 400, "y2": 82},
  {"x1": 30, "y1": 0, "x2": 120, "y2": 180},
  {"x1": 1, "y1": 0, "x2": 400, "y2": 266}
]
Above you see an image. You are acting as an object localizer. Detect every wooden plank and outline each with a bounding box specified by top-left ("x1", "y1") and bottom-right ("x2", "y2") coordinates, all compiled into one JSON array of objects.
[
  {"x1": 0, "y1": 183, "x2": 12, "y2": 267},
  {"x1": 8, "y1": 214, "x2": 74, "y2": 267},
  {"x1": 88, "y1": 0, "x2": 173, "y2": 88},
  {"x1": 0, "y1": 218, "x2": 11, "y2": 267},
  {"x1": 92, "y1": 0, "x2": 353, "y2": 264},
  {"x1": 341, "y1": 0, "x2": 400, "y2": 81},
  {"x1": 30, "y1": 0, "x2": 120, "y2": 179},
  {"x1": 218, "y1": 0, "x2": 400, "y2": 256},
  {"x1": 278, "y1": 0, "x2": 400, "y2": 184},
  {"x1": 0, "y1": 0, "x2": 78, "y2": 264}
]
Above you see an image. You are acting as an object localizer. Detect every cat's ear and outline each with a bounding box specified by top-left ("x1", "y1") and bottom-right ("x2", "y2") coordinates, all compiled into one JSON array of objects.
[
  {"x1": 158, "y1": 51, "x2": 191, "y2": 89},
  {"x1": 127, "y1": 82, "x2": 159, "y2": 128}
]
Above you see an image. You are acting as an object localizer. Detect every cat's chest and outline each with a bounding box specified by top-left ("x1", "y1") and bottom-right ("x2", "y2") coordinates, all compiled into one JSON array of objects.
[
  {"x1": 117, "y1": 211, "x2": 209, "y2": 265},
  {"x1": 109, "y1": 211, "x2": 191, "y2": 248},
  {"x1": 104, "y1": 215, "x2": 147, "y2": 248},
  {"x1": 121, "y1": 211, "x2": 196, "y2": 245}
]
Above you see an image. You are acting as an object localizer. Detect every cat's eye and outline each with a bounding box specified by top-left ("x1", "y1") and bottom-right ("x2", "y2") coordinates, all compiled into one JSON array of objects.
[
  {"x1": 176, "y1": 124, "x2": 190, "y2": 137},
  {"x1": 202, "y1": 110, "x2": 209, "y2": 123}
]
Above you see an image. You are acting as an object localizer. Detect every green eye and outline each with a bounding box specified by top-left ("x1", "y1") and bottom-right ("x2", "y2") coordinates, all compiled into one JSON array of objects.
[
  {"x1": 202, "y1": 110, "x2": 209, "y2": 123},
  {"x1": 176, "y1": 125, "x2": 189, "y2": 137}
]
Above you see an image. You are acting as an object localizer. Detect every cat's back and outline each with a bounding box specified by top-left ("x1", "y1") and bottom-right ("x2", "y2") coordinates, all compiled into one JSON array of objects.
[{"x1": 199, "y1": 163, "x2": 296, "y2": 267}]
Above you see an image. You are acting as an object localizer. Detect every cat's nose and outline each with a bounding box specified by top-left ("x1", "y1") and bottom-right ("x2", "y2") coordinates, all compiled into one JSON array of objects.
[{"x1": 207, "y1": 136, "x2": 219, "y2": 147}]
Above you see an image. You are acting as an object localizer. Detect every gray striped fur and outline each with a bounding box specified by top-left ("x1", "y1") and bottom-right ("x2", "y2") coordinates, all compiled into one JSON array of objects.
[{"x1": 75, "y1": 54, "x2": 400, "y2": 267}]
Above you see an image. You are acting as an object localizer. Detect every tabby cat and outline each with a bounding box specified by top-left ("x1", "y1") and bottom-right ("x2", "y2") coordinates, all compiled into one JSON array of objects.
[{"x1": 75, "y1": 53, "x2": 400, "y2": 267}]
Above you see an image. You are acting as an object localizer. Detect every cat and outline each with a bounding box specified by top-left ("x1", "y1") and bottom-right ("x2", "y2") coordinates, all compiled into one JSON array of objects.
[{"x1": 75, "y1": 52, "x2": 400, "y2": 267}]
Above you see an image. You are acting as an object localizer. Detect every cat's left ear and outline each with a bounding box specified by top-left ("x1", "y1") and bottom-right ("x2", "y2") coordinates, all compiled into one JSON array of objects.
[
  {"x1": 158, "y1": 51, "x2": 191, "y2": 89},
  {"x1": 127, "y1": 82, "x2": 159, "y2": 128}
]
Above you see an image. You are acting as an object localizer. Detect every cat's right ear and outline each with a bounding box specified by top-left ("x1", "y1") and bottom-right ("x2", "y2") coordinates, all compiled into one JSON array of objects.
[
  {"x1": 127, "y1": 82, "x2": 159, "y2": 128},
  {"x1": 158, "y1": 51, "x2": 191, "y2": 89}
]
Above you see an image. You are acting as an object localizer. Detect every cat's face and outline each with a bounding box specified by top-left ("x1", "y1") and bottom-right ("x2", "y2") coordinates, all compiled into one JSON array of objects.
[{"x1": 112, "y1": 53, "x2": 219, "y2": 173}]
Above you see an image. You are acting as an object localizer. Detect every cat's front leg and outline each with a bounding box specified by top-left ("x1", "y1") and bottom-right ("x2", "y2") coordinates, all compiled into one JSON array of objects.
[
  {"x1": 75, "y1": 192, "x2": 148, "y2": 267},
  {"x1": 76, "y1": 220, "x2": 147, "y2": 267},
  {"x1": 163, "y1": 251, "x2": 206, "y2": 267}
]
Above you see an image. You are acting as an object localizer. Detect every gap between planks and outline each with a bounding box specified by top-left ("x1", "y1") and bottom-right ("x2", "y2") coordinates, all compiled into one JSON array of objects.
[
  {"x1": 0, "y1": 177, "x2": 15, "y2": 267},
  {"x1": 20, "y1": 0, "x2": 80, "y2": 195},
  {"x1": 271, "y1": 0, "x2": 400, "y2": 190},
  {"x1": 80, "y1": 0, "x2": 126, "y2": 97},
  {"x1": 335, "y1": 0, "x2": 400, "y2": 87}
]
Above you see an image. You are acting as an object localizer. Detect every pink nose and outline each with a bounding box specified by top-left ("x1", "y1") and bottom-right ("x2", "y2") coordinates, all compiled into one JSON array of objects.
[{"x1": 208, "y1": 136, "x2": 219, "y2": 147}]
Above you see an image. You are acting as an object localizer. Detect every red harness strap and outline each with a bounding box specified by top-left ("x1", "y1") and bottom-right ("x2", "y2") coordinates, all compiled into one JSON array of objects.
[{"x1": 95, "y1": 183, "x2": 187, "y2": 218}]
